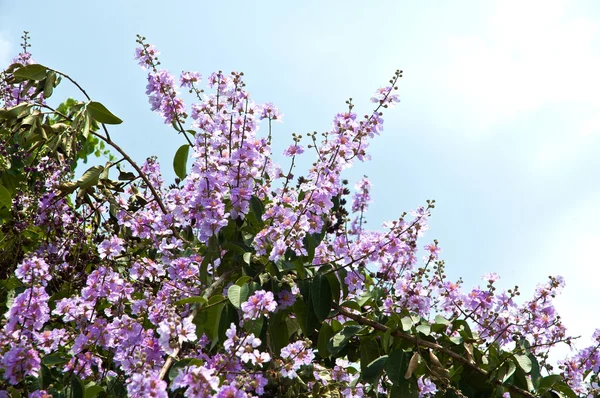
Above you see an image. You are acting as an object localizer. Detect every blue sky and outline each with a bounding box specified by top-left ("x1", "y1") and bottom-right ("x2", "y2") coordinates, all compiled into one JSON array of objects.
[{"x1": 1, "y1": 0, "x2": 599, "y2": 353}]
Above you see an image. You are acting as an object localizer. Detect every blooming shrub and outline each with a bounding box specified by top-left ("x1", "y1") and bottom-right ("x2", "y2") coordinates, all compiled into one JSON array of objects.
[{"x1": 0, "y1": 32, "x2": 598, "y2": 397}]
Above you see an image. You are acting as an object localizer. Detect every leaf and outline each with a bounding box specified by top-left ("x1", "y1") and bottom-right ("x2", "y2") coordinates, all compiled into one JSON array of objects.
[
  {"x1": 326, "y1": 272, "x2": 341, "y2": 305},
  {"x1": 84, "y1": 382, "x2": 105, "y2": 398},
  {"x1": 43, "y1": 71, "x2": 57, "y2": 98},
  {"x1": 173, "y1": 144, "x2": 190, "y2": 180},
  {"x1": 0, "y1": 185, "x2": 12, "y2": 208},
  {"x1": 227, "y1": 284, "x2": 249, "y2": 309},
  {"x1": 77, "y1": 166, "x2": 104, "y2": 189},
  {"x1": 405, "y1": 352, "x2": 420, "y2": 379},
  {"x1": 175, "y1": 296, "x2": 207, "y2": 306},
  {"x1": 401, "y1": 316, "x2": 413, "y2": 331},
  {"x1": 311, "y1": 274, "x2": 332, "y2": 322},
  {"x1": 39, "y1": 364, "x2": 51, "y2": 390},
  {"x1": 499, "y1": 360, "x2": 517, "y2": 383},
  {"x1": 42, "y1": 353, "x2": 68, "y2": 366},
  {"x1": 71, "y1": 376, "x2": 85, "y2": 398},
  {"x1": 416, "y1": 324, "x2": 431, "y2": 336},
  {"x1": 87, "y1": 101, "x2": 123, "y2": 124},
  {"x1": 513, "y1": 354, "x2": 533, "y2": 373},
  {"x1": 538, "y1": 374, "x2": 563, "y2": 392},
  {"x1": 362, "y1": 355, "x2": 388, "y2": 384},
  {"x1": 13, "y1": 64, "x2": 47, "y2": 80},
  {"x1": 549, "y1": 381, "x2": 578, "y2": 398},
  {"x1": 328, "y1": 325, "x2": 362, "y2": 355},
  {"x1": 385, "y1": 349, "x2": 407, "y2": 386},
  {"x1": 317, "y1": 322, "x2": 334, "y2": 358}
]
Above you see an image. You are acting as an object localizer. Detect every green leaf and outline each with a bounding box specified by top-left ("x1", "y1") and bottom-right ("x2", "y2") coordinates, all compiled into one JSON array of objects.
[
  {"x1": 328, "y1": 325, "x2": 363, "y2": 356},
  {"x1": 385, "y1": 349, "x2": 408, "y2": 386},
  {"x1": 175, "y1": 296, "x2": 207, "y2": 306},
  {"x1": 173, "y1": 144, "x2": 190, "y2": 180},
  {"x1": 0, "y1": 185, "x2": 12, "y2": 208},
  {"x1": 84, "y1": 382, "x2": 105, "y2": 398},
  {"x1": 499, "y1": 360, "x2": 517, "y2": 383},
  {"x1": 269, "y1": 311, "x2": 289, "y2": 355},
  {"x1": 39, "y1": 364, "x2": 51, "y2": 390},
  {"x1": 77, "y1": 165, "x2": 104, "y2": 189},
  {"x1": 513, "y1": 354, "x2": 533, "y2": 373},
  {"x1": 42, "y1": 353, "x2": 68, "y2": 366},
  {"x1": 401, "y1": 316, "x2": 413, "y2": 331},
  {"x1": 549, "y1": 381, "x2": 578, "y2": 398},
  {"x1": 227, "y1": 284, "x2": 249, "y2": 309},
  {"x1": 416, "y1": 324, "x2": 431, "y2": 336},
  {"x1": 13, "y1": 64, "x2": 47, "y2": 80},
  {"x1": 71, "y1": 376, "x2": 85, "y2": 398},
  {"x1": 43, "y1": 71, "x2": 57, "y2": 98},
  {"x1": 317, "y1": 322, "x2": 334, "y2": 358},
  {"x1": 87, "y1": 101, "x2": 123, "y2": 124},
  {"x1": 311, "y1": 274, "x2": 332, "y2": 322},
  {"x1": 362, "y1": 355, "x2": 388, "y2": 384},
  {"x1": 326, "y1": 272, "x2": 341, "y2": 305},
  {"x1": 537, "y1": 374, "x2": 563, "y2": 392}
]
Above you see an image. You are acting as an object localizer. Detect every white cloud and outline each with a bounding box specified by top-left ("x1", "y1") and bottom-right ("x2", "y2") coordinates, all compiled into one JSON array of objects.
[{"x1": 442, "y1": 0, "x2": 600, "y2": 131}]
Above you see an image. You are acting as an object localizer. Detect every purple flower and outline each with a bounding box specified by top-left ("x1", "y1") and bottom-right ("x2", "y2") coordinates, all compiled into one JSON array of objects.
[
  {"x1": 241, "y1": 290, "x2": 277, "y2": 320},
  {"x1": 216, "y1": 385, "x2": 247, "y2": 398},
  {"x1": 170, "y1": 365, "x2": 220, "y2": 397},
  {"x1": 5, "y1": 286, "x2": 50, "y2": 332},
  {"x1": 134, "y1": 44, "x2": 160, "y2": 69},
  {"x1": 15, "y1": 255, "x2": 51, "y2": 285},
  {"x1": 259, "y1": 102, "x2": 283, "y2": 121},
  {"x1": 277, "y1": 290, "x2": 296, "y2": 309},
  {"x1": 180, "y1": 71, "x2": 202, "y2": 88},
  {"x1": 283, "y1": 144, "x2": 304, "y2": 157},
  {"x1": 126, "y1": 370, "x2": 168, "y2": 398},
  {"x1": 157, "y1": 315, "x2": 197, "y2": 355},
  {"x1": 98, "y1": 236, "x2": 124, "y2": 259},
  {"x1": 482, "y1": 272, "x2": 500, "y2": 283},
  {"x1": 417, "y1": 376, "x2": 437, "y2": 397},
  {"x1": 0, "y1": 344, "x2": 40, "y2": 385},
  {"x1": 28, "y1": 391, "x2": 52, "y2": 398},
  {"x1": 279, "y1": 340, "x2": 314, "y2": 378}
]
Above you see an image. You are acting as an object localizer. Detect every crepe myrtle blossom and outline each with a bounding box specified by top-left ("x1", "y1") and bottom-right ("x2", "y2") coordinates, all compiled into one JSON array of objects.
[
  {"x1": 170, "y1": 365, "x2": 220, "y2": 397},
  {"x1": 15, "y1": 255, "x2": 51, "y2": 285},
  {"x1": 279, "y1": 340, "x2": 315, "y2": 379},
  {"x1": 259, "y1": 102, "x2": 283, "y2": 121},
  {"x1": 235, "y1": 333, "x2": 270, "y2": 366},
  {"x1": 158, "y1": 315, "x2": 197, "y2": 355},
  {"x1": 4, "y1": 286, "x2": 49, "y2": 333},
  {"x1": 283, "y1": 143, "x2": 304, "y2": 157},
  {"x1": 417, "y1": 376, "x2": 438, "y2": 397},
  {"x1": 28, "y1": 391, "x2": 52, "y2": 398},
  {"x1": 241, "y1": 290, "x2": 277, "y2": 320},
  {"x1": 341, "y1": 383, "x2": 365, "y2": 398},
  {"x1": 180, "y1": 71, "x2": 202, "y2": 89},
  {"x1": 98, "y1": 236, "x2": 124, "y2": 259},
  {"x1": 0, "y1": 344, "x2": 41, "y2": 385},
  {"x1": 126, "y1": 370, "x2": 168, "y2": 398},
  {"x1": 215, "y1": 385, "x2": 247, "y2": 398},
  {"x1": 482, "y1": 272, "x2": 500, "y2": 284},
  {"x1": 277, "y1": 289, "x2": 296, "y2": 309},
  {"x1": 135, "y1": 44, "x2": 159, "y2": 69}
]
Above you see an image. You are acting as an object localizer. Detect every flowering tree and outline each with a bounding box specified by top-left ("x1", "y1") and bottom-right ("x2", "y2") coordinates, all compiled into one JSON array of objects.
[{"x1": 0, "y1": 32, "x2": 597, "y2": 397}]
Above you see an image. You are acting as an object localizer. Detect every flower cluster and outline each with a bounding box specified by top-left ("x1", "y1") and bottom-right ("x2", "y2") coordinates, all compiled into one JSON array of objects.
[{"x1": 0, "y1": 34, "x2": 594, "y2": 398}]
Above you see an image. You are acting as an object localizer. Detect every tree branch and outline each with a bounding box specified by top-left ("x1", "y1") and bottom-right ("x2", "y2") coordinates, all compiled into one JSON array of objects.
[{"x1": 333, "y1": 303, "x2": 536, "y2": 398}]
